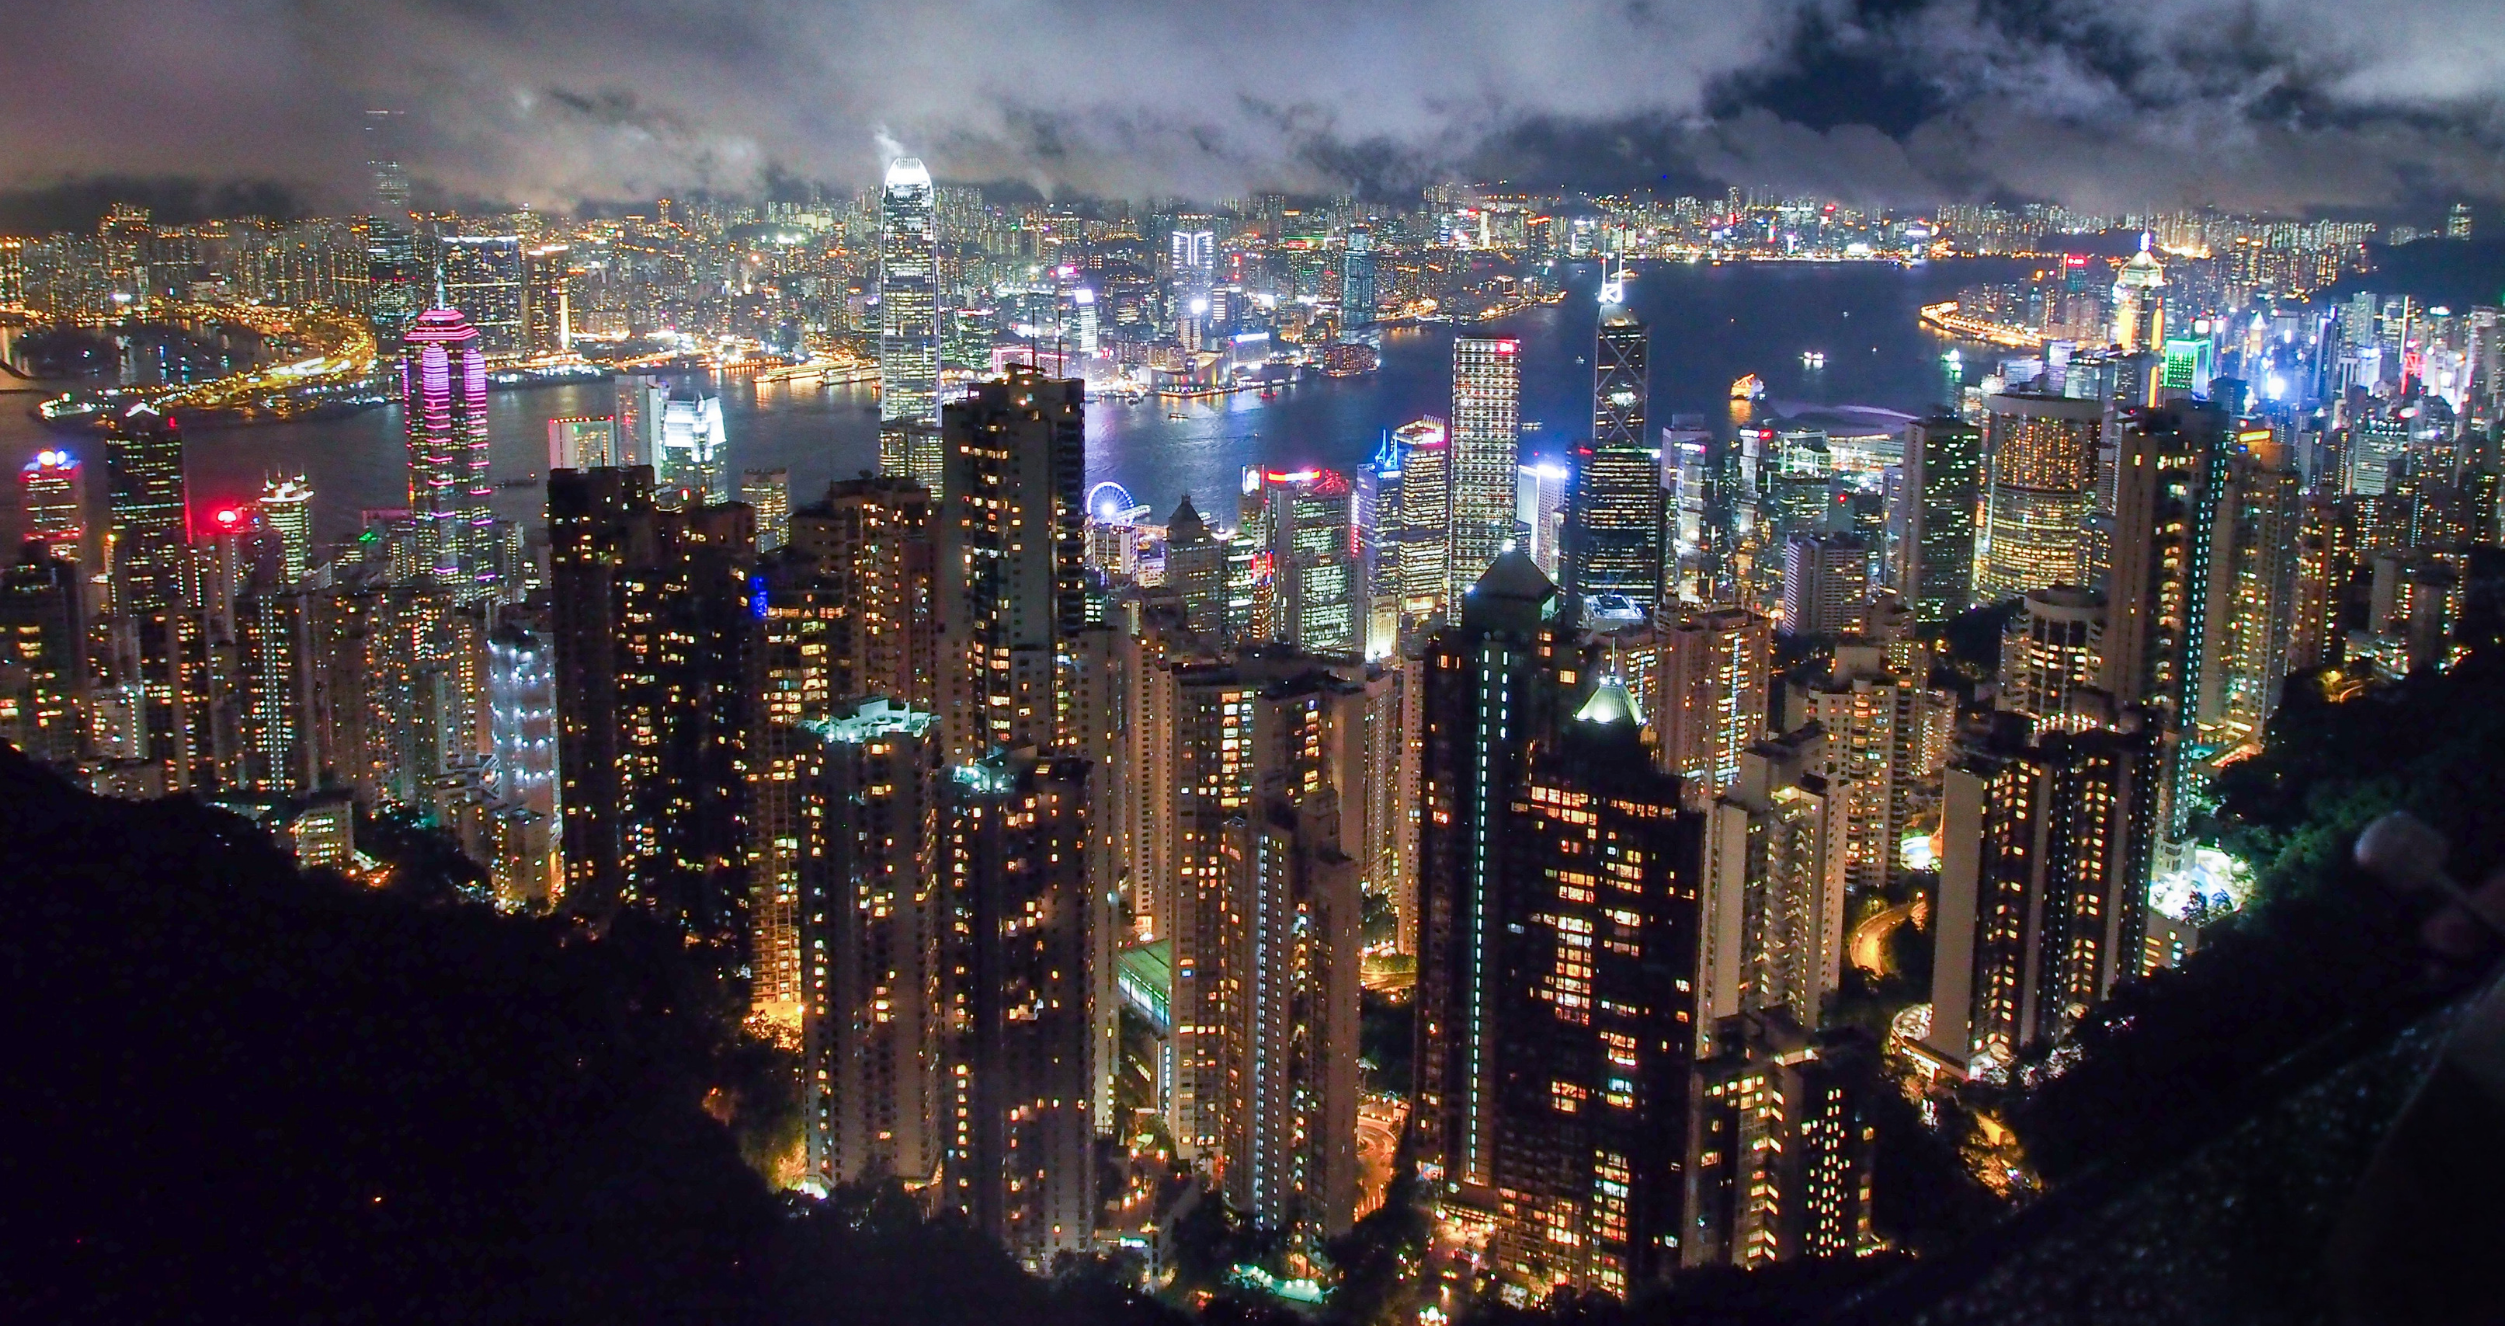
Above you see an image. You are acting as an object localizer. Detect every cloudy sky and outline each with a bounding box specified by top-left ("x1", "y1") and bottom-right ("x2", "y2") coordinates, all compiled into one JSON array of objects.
[{"x1": 1, "y1": 0, "x2": 2500, "y2": 226}]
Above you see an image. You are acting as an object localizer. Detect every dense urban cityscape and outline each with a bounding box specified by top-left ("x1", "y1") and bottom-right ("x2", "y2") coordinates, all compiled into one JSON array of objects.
[{"x1": 6, "y1": 7, "x2": 2505, "y2": 1325}]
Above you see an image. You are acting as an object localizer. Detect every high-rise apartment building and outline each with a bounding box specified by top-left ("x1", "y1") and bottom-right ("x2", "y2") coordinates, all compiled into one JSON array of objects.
[
  {"x1": 2103, "y1": 401, "x2": 2228, "y2": 841},
  {"x1": 1923, "y1": 714, "x2": 2160, "y2": 1070},
  {"x1": 1778, "y1": 533, "x2": 1869, "y2": 640},
  {"x1": 2001, "y1": 586, "x2": 2107, "y2": 732},
  {"x1": 1685, "y1": 1013, "x2": 1877, "y2": 1268},
  {"x1": 1654, "y1": 606, "x2": 1772, "y2": 802},
  {"x1": 799, "y1": 698, "x2": 945, "y2": 1190},
  {"x1": 939, "y1": 749, "x2": 1107, "y2": 1268},
  {"x1": 1571, "y1": 270, "x2": 1663, "y2": 617},
  {"x1": 1449, "y1": 338, "x2": 1523, "y2": 604},
  {"x1": 1418, "y1": 563, "x2": 1705, "y2": 1295},
  {"x1": 402, "y1": 309, "x2": 496, "y2": 600},
  {"x1": 1894, "y1": 416, "x2": 1982, "y2": 620},
  {"x1": 548, "y1": 467, "x2": 756, "y2": 938},
  {"x1": 879, "y1": 158, "x2": 941, "y2": 426},
  {"x1": 1795, "y1": 642, "x2": 1938, "y2": 891},
  {"x1": 742, "y1": 468, "x2": 790, "y2": 553},
  {"x1": 937, "y1": 369, "x2": 1086, "y2": 760},
  {"x1": 2196, "y1": 429, "x2": 2302, "y2": 746},
  {"x1": 1977, "y1": 393, "x2": 2104, "y2": 604},
  {"x1": 1701, "y1": 728, "x2": 1847, "y2": 1030}
]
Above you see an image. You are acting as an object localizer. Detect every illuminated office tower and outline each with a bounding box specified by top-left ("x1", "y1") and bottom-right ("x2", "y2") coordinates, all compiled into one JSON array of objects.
[
  {"x1": 1685, "y1": 1013, "x2": 1877, "y2": 1268},
  {"x1": 234, "y1": 586, "x2": 311, "y2": 794},
  {"x1": 2196, "y1": 429, "x2": 2302, "y2": 746},
  {"x1": 1977, "y1": 392, "x2": 2104, "y2": 603},
  {"x1": 1654, "y1": 605, "x2": 1772, "y2": 801},
  {"x1": 2001, "y1": 586, "x2": 2107, "y2": 732},
  {"x1": 742, "y1": 468, "x2": 790, "y2": 553},
  {"x1": 548, "y1": 467, "x2": 756, "y2": 938},
  {"x1": 521, "y1": 243, "x2": 572, "y2": 356},
  {"x1": 104, "y1": 408, "x2": 208, "y2": 785},
  {"x1": 1361, "y1": 433, "x2": 1404, "y2": 652},
  {"x1": 437, "y1": 236, "x2": 525, "y2": 359},
  {"x1": 20, "y1": 448, "x2": 84, "y2": 563},
  {"x1": 1395, "y1": 417, "x2": 1452, "y2": 621},
  {"x1": 614, "y1": 374, "x2": 667, "y2": 467},
  {"x1": 798, "y1": 698, "x2": 945, "y2": 1191},
  {"x1": 0, "y1": 546, "x2": 85, "y2": 768},
  {"x1": 1893, "y1": 416, "x2": 1982, "y2": 620},
  {"x1": 1242, "y1": 467, "x2": 1362, "y2": 656},
  {"x1": 1701, "y1": 729, "x2": 1847, "y2": 1030},
  {"x1": 403, "y1": 309, "x2": 496, "y2": 599},
  {"x1": 1163, "y1": 495, "x2": 1228, "y2": 641},
  {"x1": 1778, "y1": 533, "x2": 1868, "y2": 639},
  {"x1": 363, "y1": 110, "x2": 422, "y2": 344},
  {"x1": 1340, "y1": 226, "x2": 1378, "y2": 329},
  {"x1": 1923, "y1": 713, "x2": 2159, "y2": 1069},
  {"x1": 547, "y1": 416, "x2": 619, "y2": 470},
  {"x1": 1517, "y1": 460, "x2": 1572, "y2": 581},
  {"x1": 937, "y1": 368, "x2": 1086, "y2": 760},
  {"x1": 657, "y1": 386, "x2": 729, "y2": 505},
  {"x1": 1418, "y1": 568, "x2": 1704, "y2": 1294},
  {"x1": 1797, "y1": 643, "x2": 1937, "y2": 891},
  {"x1": 940, "y1": 750, "x2": 1106, "y2": 1269},
  {"x1": 1570, "y1": 262, "x2": 1664, "y2": 616},
  {"x1": 2110, "y1": 236, "x2": 2166, "y2": 353},
  {"x1": 879, "y1": 158, "x2": 940, "y2": 426},
  {"x1": 1449, "y1": 337, "x2": 1522, "y2": 602},
  {"x1": 259, "y1": 475, "x2": 313, "y2": 584}
]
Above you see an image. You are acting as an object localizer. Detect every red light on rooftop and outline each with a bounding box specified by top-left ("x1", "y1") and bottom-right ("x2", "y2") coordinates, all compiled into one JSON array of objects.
[{"x1": 215, "y1": 508, "x2": 242, "y2": 526}]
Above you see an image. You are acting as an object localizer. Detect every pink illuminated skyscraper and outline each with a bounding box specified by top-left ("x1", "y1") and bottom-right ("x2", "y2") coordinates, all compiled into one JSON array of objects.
[{"x1": 402, "y1": 308, "x2": 495, "y2": 597}]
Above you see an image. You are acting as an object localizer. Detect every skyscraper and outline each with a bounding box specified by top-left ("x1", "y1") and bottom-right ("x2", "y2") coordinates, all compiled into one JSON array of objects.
[
  {"x1": 486, "y1": 617, "x2": 561, "y2": 908},
  {"x1": 362, "y1": 110, "x2": 422, "y2": 345},
  {"x1": 940, "y1": 749, "x2": 1106, "y2": 1268},
  {"x1": 548, "y1": 467, "x2": 756, "y2": 937},
  {"x1": 1700, "y1": 728, "x2": 1847, "y2": 1030},
  {"x1": 402, "y1": 309, "x2": 496, "y2": 600},
  {"x1": 1923, "y1": 714, "x2": 2160, "y2": 1069},
  {"x1": 105, "y1": 408, "x2": 203, "y2": 787},
  {"x1": 800, "y1": 697, "x2": 945, "y2": 1191},
  {"x1": 742, "y1": 468, "x2": 790, "y2": 554},
  {"x1": 521, "y1": 243, "x2": 572, "y2": 357},
  {"x1": 259, "y1": 475, "x2": 313, "y2": 585},
  {"x1": 19, "y1": 448, "x2": 84, "y2": 563},
  {"x1": 2110, "y1": 237, "x2": 2167, "y2": 353},
  {"x1": 1417, "y1": 562, "x2": 1705, "y2": 1295},
  {"x1": 657, "y1": 386, "x2": 729, "y2": 506},
  {"x1": 879, "y1": 158, "x2": 940, "y2": 426},
  {"x1": 1163, "y1": 495, "x2": 1227, "y2": 641},
  {"x1": 1778, "y1": 533, "x2": 1869, "y2": 640},
  {"x1": 2103, "y1": 400, "x2": 2228, "y2": 843},
  {"x1": 1340, "y1": 227, "x2": 1378, "y2": 332},
  {"x1": 937, "y1": 368, "x2": 1086, "y2": 760},
  {"x1": 1449, "y1": 338, "x2": 1523, "y2": 603},
  {"x1": 1395, "y1": 417, "x2": 1452, "y2": 622},
  {"x1": 1894, "y1": 416, "x2": 1982, "y2": 621},
  {"x1": 1977, "y1": 393, "x2": 2104, "y2": 604},
  {"x1": 437, "y1": 236, "x2": 526, "y2": 360},
  {"x1": 1655, "y1": 606, "x2": 1772, "y2": 801},
  {"x1": 1570, "y1": 264, "x2": 1664, "y2": 616},
  {"x1": 0, "y1": 545, "x2": 85, "y2": 768},
  {"x1": 2001, "y1": 586, "x2": 2107, "y2": 732}
]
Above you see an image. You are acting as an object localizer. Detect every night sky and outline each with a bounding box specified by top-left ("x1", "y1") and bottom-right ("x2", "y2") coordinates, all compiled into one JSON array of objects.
[{"x1": 1, "y1": 0, "x2": 2500, "y2": 226}]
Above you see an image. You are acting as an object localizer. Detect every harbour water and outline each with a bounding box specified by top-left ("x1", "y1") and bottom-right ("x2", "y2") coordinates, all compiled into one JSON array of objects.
[{"x1": 1, "y1": 258, "x2": 2025, "y2": 550}]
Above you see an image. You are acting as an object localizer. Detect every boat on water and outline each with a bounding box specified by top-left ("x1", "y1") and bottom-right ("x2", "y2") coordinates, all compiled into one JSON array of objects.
[
  {"x1": 1801, "y1": 351, "x2": 1827, "y2": 369},
  {"x1": 1730, "y1": 373, "x2": 1766, "y2": 402},
  {"x1": 1167, "y1": 410, "x2": 1189, "y2": 420}
]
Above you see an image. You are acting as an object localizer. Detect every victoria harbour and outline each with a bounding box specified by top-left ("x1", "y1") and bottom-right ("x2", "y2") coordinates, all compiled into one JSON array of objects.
[{"x1": 3, "y1": 257, "x2": 2013, "y2": 549}]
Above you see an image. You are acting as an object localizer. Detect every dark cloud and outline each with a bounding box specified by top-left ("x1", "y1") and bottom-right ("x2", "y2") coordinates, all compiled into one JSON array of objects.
[{"x1": 0, "y1": 0, "x2": 2497, "y2": 224}]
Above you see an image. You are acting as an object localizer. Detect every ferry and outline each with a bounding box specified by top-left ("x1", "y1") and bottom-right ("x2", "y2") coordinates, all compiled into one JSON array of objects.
[
  {"x1": 1730, "y1": 373, "x2": 1766, "y2": 402},
  {"x1": 1167, "y1": 410, "x2": 1189, "y2": 420},
  {"x1": 1801, "y1": 351, "x2": 1827, "y2": 369}
]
